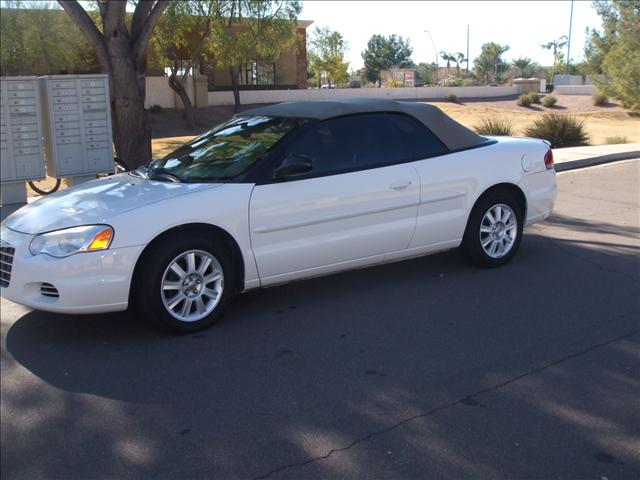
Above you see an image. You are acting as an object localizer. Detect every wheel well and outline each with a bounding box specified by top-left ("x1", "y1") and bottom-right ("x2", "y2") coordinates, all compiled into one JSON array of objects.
[
  {"x1": 474, "y1": 183, "x2": 527, "y2": 219},
  {"x1": 129, "y1": 223, "x2": 245, "y2": 302}
]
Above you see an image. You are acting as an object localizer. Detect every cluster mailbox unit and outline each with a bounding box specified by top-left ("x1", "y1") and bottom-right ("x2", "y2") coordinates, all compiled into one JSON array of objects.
[
  {"x1": 0, "y1": 74, "x2": 115, "y2": 206},
  {"x1": 0, "y1": 76, "x2": 46, "y2": 203},
  {"x1": 39, "y1": 74, "x2": 114, "y2": 179}
]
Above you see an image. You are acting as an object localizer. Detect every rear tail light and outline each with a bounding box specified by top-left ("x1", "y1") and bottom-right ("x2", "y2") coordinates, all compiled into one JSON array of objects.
[{"x1": 544, "y1": 149, "x2": 554, "y2": 170}]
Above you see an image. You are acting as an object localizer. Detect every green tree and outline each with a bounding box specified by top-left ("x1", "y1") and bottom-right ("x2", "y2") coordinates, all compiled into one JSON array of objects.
[
  {"x1": 208, "y1": 0, "x2": 301, "y2": 109},
  {"x1": 362, "y1": 34, "x2": 413, "y2": 87},
  {"x1": 541, "y1": 35, "x2": 568, "y2": 82},
  {"x1": 584, "y1": 0, "x2": 640, "y2": 110},
  {"x1": 0, "y1": 1, "x2": 98, "y2": 75},
  {"x1": 58, "y1": 0, "x2": 170, "y2": 168},
  {"x1": 512, "y1": 57, "x2": 533, "y2": 77},
  {"x1": 152, "y1": 0, "x2": 215, "y2": 128},
  {"x1": 307, "y1": 27, "x2": 350, "y2": 88},
  {"x1": 440, "y1": 51, "x2": 455, "y2": 77},
  {"x1": 454, "y1": 52, "x2": 467, "y2": 78},
  {"x1": 415, "y1": 62, "x2": 433, "y2": 85},
  {"x1": 473, "y1": 42, "x2": 510, "y2": 84}
]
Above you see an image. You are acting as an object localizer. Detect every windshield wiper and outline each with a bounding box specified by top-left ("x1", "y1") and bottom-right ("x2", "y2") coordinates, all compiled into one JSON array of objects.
[{"x1": 147, "y1": 167, "x2": 186, "y2": 183}]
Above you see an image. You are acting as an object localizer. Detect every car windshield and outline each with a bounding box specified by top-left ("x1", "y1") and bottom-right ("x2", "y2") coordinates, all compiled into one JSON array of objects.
[{"x1": 148, "y1": 116, "x2": 300, "y2": 182}]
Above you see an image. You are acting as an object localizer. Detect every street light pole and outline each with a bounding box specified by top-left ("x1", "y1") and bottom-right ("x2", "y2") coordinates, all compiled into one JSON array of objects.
[
  {"x1": 425, "y1": 30, "x2": 438, "y2": 82},
  {"x1": 566, "y1": 0, "x2": 574, "y2": 70}
]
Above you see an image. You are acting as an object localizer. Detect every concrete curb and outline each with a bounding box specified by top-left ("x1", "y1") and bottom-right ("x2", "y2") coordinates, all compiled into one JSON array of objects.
[{"x1": 555, "y1": 150, "x2": 640, "y2": 172}]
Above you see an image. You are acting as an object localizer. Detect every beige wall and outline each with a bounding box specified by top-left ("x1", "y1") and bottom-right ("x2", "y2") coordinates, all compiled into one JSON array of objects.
[{"x1": 207, "y1": 85, "x2": 522, "y2": 106}]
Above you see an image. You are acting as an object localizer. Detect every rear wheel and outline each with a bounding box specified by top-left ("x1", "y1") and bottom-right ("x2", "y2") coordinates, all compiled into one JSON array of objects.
[
  {"x1": 133, "y1": 233, "x2": 235, "y2": 333},
  {"x1": 461, "y1": 190, "x2": 524, "y2": 267}
]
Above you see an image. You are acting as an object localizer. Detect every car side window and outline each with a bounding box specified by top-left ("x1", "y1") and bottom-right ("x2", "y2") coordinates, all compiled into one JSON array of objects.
[
  {"x1": 284, "y1": 114, "x2": 396, "y2": 176},
  {"x1": 282, "y1": 112, "x2": 449, "y2": 178},
  {"x1": 386, "y1": 113, "x2": 449, "y2": 161}
]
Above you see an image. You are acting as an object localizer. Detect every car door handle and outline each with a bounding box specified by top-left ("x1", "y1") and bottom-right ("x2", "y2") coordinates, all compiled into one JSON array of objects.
[{"x1": 389, "y1": 180, "x2": 412, "y2": 190}]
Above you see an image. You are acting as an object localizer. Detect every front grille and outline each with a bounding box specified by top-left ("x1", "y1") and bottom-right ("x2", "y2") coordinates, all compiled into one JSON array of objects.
[
  {"x1": 0, "y1": 243, "x2": 15, "y2": 288},
  {"x1": 40, "y1": 283, "x2": 59, "y2": 298}
]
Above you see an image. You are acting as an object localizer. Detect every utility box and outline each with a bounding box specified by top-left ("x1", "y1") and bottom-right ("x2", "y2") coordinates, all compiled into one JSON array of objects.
[
  {"x1": 0, "y1": 76, "x2": 46, "y2": 183},
  {"x1": 39, "y1": 74, "x2": 114, "y2": 177}
]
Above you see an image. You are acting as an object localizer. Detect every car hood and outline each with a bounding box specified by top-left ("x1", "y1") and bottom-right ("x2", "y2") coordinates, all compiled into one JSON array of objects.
[{"x1": 3, "y1": 174, "x2": 222, "y2": 235}]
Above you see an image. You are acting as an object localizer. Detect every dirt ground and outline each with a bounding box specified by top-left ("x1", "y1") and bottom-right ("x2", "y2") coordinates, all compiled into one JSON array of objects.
[{"x1": 149, "y1": 93, "x2": 639, "y2": 158}]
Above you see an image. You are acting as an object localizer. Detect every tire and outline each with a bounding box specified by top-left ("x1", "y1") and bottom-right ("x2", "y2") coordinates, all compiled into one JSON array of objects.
[
  {"x1": 28, "y1": 177, "x2": 62, "y2": 195},
  {"x1": 461, "y1": 189, "x2": 524, "y2": 267},
  {"x1": 133, "y1": 233, "x2": 235, "y2": 333}
]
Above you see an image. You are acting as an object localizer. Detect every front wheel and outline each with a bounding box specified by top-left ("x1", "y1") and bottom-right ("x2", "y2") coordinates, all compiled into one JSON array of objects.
[
  {"x1": 133, "y1": 233, "x2": 235, "y2": 333},
  {"x1": 461, "y1": 191, "x2": 524, "y2": 267}
]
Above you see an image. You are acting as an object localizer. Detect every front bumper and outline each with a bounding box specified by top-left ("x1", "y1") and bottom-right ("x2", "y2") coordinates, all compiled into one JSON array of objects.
[{"x1": 0, "y1": 227, "x2": 143, "y2": 314}]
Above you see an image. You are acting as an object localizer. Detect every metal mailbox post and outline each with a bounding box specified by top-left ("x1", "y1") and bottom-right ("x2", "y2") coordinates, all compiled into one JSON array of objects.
[
  {"x1": 0, "y1": 76, "x2": 46, "y2": 205},
  {"x1": 39, "y1": 74, "x2": 114, "y2": 184}
]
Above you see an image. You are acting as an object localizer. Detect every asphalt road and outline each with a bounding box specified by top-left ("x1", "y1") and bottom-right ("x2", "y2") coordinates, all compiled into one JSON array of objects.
[{"x1": 1, "y1": 160, "x2": 639, "y2": 480}]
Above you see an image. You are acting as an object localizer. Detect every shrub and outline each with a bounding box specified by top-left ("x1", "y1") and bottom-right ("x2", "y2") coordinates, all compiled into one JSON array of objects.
[
  {"x1": 527, "y1": 91, "x2": 541, "y2": 104},
  {"x1": 474, "y1": 118, "x2": 514, "y2": 136},
  {"x1": 441, "y1": 77, "x2": 464, "y2": 87},
  {"x1": 592, "y1": 93, "x2": 609, "y2": 106},
  {"x1": 524, "y1": 113, "x2": 590, "y2": 148},
  {"x1": 149, "y1": 104, "x2": 164, "y2": 113},
  {"x1": 445, "y1": 92, "x2": 458, "y2": 102},
  {"x1": 542, "y1": 95, "x2": 557, "y2": 108},
  {"x1": 517, "y1": 94, "x2": 532, "y2": 107},
  {"x1": 605, "y1": 135, "x2": 630, "y2": 144}
]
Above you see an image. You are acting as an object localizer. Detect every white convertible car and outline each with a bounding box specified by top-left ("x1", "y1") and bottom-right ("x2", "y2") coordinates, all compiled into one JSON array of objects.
[{"x1": 0, "y1": 99, "x2": 557, "y2": 332}]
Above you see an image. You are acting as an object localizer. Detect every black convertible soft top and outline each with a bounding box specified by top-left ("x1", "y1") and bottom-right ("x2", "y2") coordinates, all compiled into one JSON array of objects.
[{"x1": 239, "y1": 98, "x2": 487, "y2": 151}]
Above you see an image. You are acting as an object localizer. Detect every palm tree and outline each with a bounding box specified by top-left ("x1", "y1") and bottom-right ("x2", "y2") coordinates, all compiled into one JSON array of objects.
[
  {"x1": 454, "y1": 52, "x2": 467, "y2": 78},
  {"x1": 541, "y1": 36, "x2": 568, "y2": 83},
  {"x1": 440, "y1": 51, "x2": 455, "y2": 77},
  {"x1": 485, "y1": 43, "x2": 510, "y2": 81},
  {"x1": 512, "y1": 57, "x2": 533, "y2": 77}
]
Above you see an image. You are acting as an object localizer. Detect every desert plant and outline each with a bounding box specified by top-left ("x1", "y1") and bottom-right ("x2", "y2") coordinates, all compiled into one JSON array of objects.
[
  {"x1": 524, "y1": 113, "x2": 590, "y2": 148},
  {"x1": 474, "y1": 118, "x2": 514, "y2": 136},
  {"x1": 517, "y1": 94, "x2": 533, "y2": 107},
  {"x1": 542, "y1": 95, "x2": 557, "y2": 107},
  {"x1": 592, "y1": 93, "x2": 609, "y2": 106},
  {"x1": 605, "y1": 135, "x2": 630, "y2": 144},
  {"x1": 527, "y1": 91, "x2": 541, "y2": 104},
  {"x1": 445, "y1": 92, "x2": 458, "y2": 102}
]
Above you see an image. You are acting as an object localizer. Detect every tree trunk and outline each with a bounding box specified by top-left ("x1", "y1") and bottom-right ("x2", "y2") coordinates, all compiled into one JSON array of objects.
[
  {"x1": 229, "y1": 66, "x2": 241, "y2": 110},
  {"x1": 168, "y1": 74, "x2": 196, "y2": 129},
  {"x1": 104, "y1": 23, "x2": 152, "y2": 169}
]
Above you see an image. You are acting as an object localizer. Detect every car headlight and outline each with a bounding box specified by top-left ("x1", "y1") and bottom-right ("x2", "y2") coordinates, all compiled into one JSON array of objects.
[{"x1": 29, "y1": 225, "x2": 114, "y2": 257}]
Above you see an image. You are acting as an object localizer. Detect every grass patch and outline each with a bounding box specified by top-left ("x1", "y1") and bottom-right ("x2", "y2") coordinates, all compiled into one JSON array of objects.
[
  {"x1": 474, "y1": 118, "x2": 513, "y2": 136},
  {"x1": 604, "y1": 135, "x2": 631, "y2": 144}
]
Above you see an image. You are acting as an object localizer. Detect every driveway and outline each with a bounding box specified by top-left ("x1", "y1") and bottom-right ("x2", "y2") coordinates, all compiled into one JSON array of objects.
[{"x1": 1, "y1": 160, "x2": 639, "y2": 479}]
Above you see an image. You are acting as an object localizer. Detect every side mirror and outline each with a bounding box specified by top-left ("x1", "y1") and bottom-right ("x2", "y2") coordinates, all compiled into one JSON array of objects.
[{"x1": 273, "y1": 154, "x2": 313, "y2": 180}]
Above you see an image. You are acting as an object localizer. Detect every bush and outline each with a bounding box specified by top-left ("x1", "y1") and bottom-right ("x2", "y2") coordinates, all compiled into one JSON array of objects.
[
  {"x1": 527, "y1": 91, "x2": 541, "y2": 104},
  {"x1": 445, "y1": 92, "x2": 458, "y2": 102},
  {"x1": 605, "y1": 135, "x2": 630, "y2": 144},
  {"x1": 474, "y1": 118, "x2": 514, "y2": 136},
  {"x1": 542, "y1": 95, "x2": 557, "y2": 108},
  {"x1": 441, "y1": 77, "x2": 464, "y2": 87},
  {"x1": 517, "y1": 94, "x2": 532, "y2": 107},
  {"x1": 592, "y1": 93, "x2": 609, "y2": 106},
  {"x1": 149, "y1": 104, "x2": 164, "y2": 113},
  {"x1": 524, "y1": 113, "x2": 590, "y2": 148}
]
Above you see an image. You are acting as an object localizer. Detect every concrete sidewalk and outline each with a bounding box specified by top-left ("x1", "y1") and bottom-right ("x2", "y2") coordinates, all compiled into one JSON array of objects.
[{"x1": 553, "y1": 143, "x2": 639, "y2": 172}]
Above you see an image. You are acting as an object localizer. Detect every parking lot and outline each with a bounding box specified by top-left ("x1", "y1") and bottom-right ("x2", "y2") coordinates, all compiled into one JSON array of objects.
[{"x1": 1, "y1": 160, "x2": 639, "y2": 479}]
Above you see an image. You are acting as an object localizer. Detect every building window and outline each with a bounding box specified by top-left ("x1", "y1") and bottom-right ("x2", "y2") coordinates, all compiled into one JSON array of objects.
[{"x1": 239, "y1": 61, "x2": 275, "y2": 86}]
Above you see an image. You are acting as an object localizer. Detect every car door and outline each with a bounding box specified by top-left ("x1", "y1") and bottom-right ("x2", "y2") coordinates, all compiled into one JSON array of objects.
[{"x1": 249, "y1": 113, "x2": 420, "y2": 286}]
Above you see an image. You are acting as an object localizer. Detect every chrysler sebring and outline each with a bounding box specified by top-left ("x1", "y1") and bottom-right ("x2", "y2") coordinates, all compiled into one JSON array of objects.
[{"x1": 0, "y1": 99, "x2": 557, "y2": 332}]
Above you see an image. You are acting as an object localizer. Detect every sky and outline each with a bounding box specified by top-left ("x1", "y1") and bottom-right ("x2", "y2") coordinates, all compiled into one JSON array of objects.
[{"x1": 300, "y1": 0, "x2": 603, "y2": 70}]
